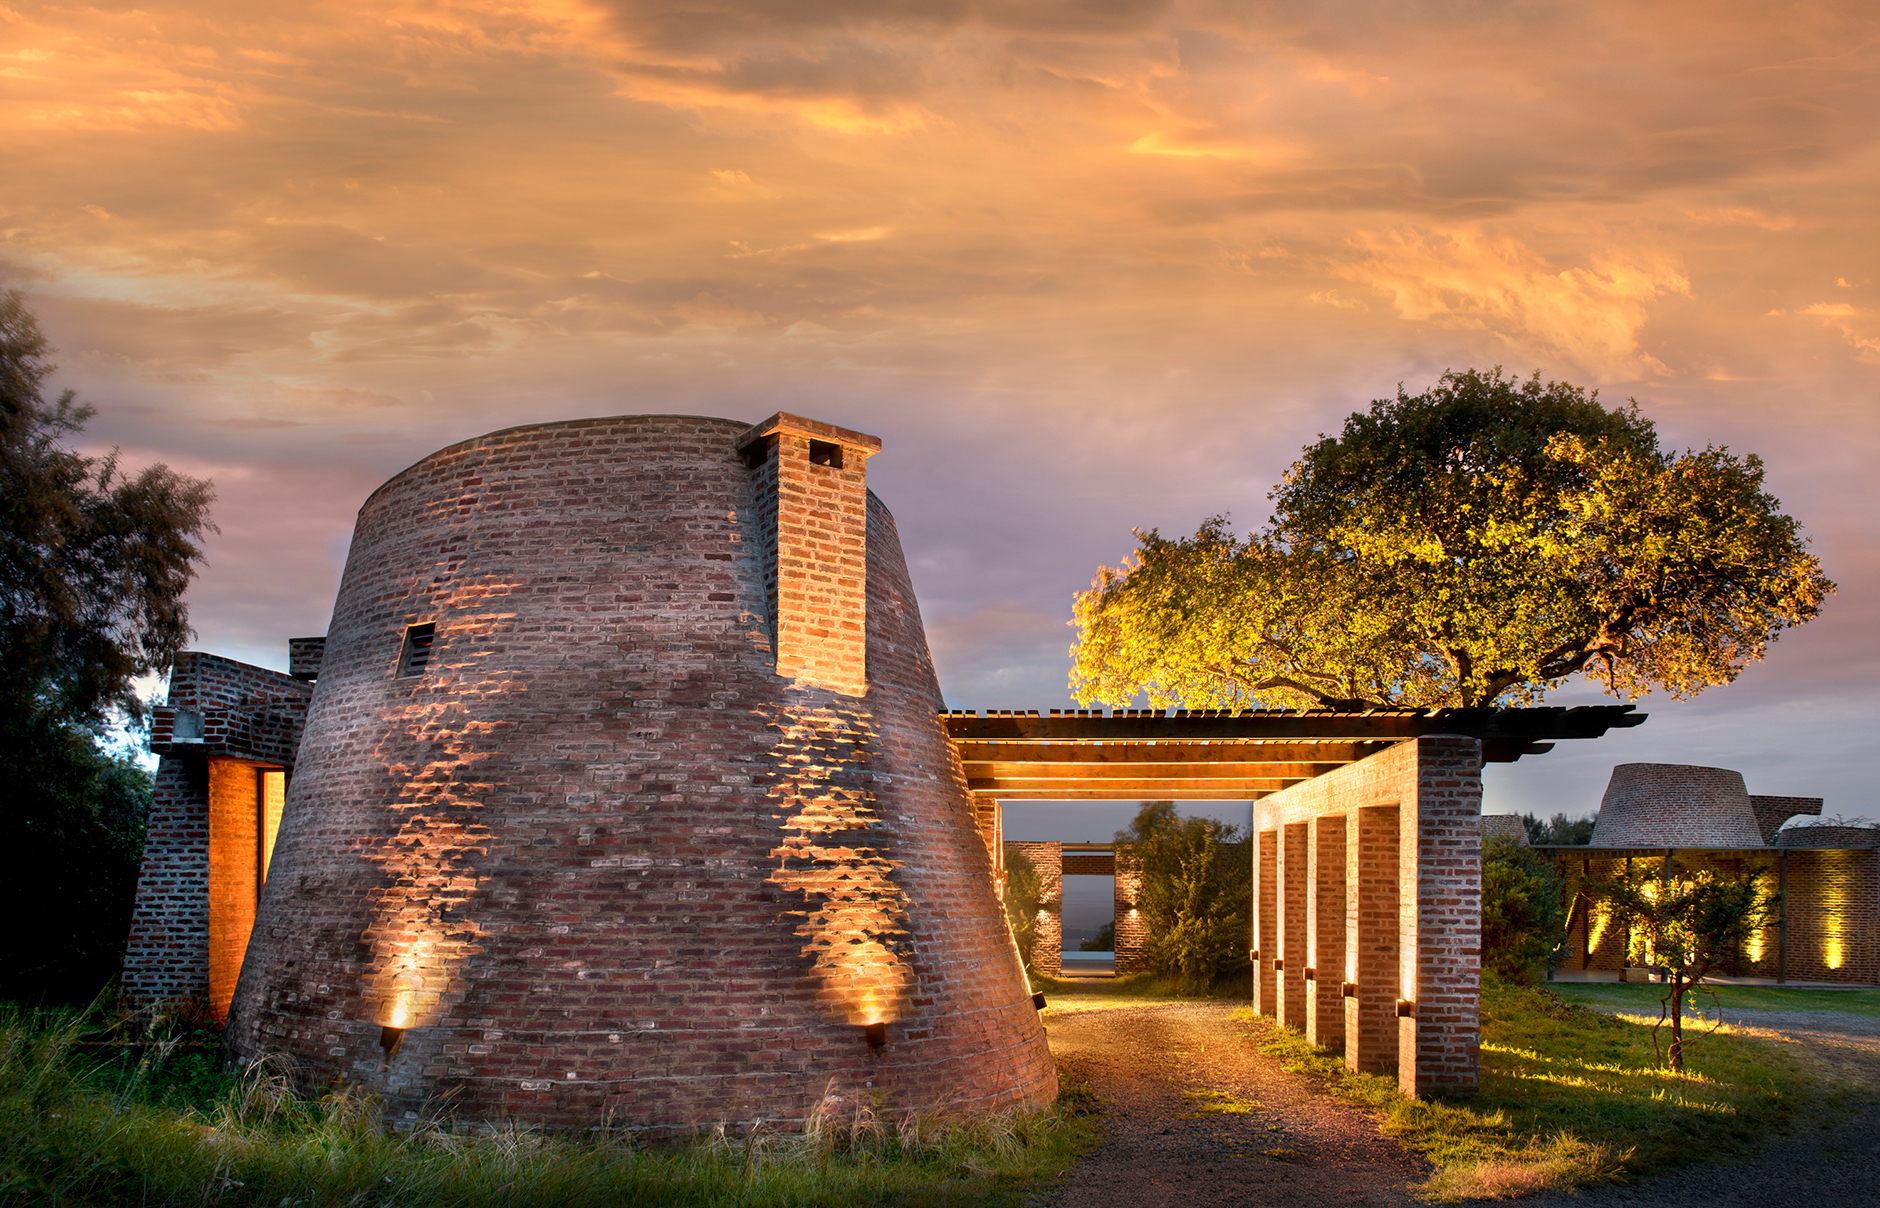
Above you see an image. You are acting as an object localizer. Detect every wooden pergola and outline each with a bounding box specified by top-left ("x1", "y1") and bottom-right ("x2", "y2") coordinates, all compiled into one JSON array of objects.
[{"x1": 943, "y1": 705, "x2": 1647, "y2": 800}]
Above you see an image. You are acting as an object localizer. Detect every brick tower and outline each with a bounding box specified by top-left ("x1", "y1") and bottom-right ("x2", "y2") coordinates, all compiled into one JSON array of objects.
[{"x1": 222, "y1": 413, "x2": 1052, "y2": 1132}]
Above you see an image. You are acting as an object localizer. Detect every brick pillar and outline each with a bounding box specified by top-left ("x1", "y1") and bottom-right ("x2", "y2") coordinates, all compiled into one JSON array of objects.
[
  {"x1": 1278, "y1": 822, "x2": 1310, "y2": 1028},
  {"x1": 1307, "y1": 815, "x2": 1346, "y2": 1048},
  {"x1": 1346, "y1": 805, "x2": 1399, "y2": 1073},
  {"x1": 1005, "y1": 841, "x2": 1063, "y2": 976},
  {"x1": 1399, "y1": 735, "x2": 1483, "y2": 1097},
  {"x1": 1114, "y1": 857, "x2": 1148, "y2": 973},
  {"x1": 1254, "y1": 828, "x2": 1277, "y2": 1014},
  {"x1": 736, "y1": 413, "x2": 882, "y2": 698}
]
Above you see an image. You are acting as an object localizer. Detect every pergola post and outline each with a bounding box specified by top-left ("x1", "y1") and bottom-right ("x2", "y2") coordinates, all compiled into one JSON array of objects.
[
  {"x1": 1307, "y1": 815, "x2": 1346, "y2": 1048},
  {"x1": 1278, "y1": 822, "x2": 1310, "y2": 1028},
  {"x1": 1345, "y1": 804, "x2": 1398, "y2": 1073}
]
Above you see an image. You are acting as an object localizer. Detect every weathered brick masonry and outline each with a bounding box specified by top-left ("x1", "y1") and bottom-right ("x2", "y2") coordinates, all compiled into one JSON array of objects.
[
  {"x1": 1004, "y1": 841, "x2": 1062, "y2": 975},
  {"x1": 1251, "y1": 736, "x2": 1482, "y2": 1096},
  {"x1": 123, "y1": 653, "x2": 310, "y2": 1014},
  {"x1": 221, "y1": 414, "x2": 1054, "y2": 1132}
]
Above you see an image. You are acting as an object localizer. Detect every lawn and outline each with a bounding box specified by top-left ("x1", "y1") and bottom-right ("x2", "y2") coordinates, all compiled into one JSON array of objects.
[
  {"x1": 1, "y1": 1005, "x2": 1096, "y2": 1208},
  {"x1": 1241, "y1": 976, "x2": 1858, "y2": 1200},
  {"x1": 1551, "y1": 980, "x2": 1880, "y2": 1020}
]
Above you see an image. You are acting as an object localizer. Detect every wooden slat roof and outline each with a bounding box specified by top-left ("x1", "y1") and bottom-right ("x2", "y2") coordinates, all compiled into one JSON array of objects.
[{"x1": 943, "y1": 705, "x2": 1645, "y2": 800}]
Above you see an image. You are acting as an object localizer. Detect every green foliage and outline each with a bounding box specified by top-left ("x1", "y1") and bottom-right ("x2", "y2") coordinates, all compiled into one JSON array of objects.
[
  {"x1": 1077, "y1": 921, "x2": 1115, "y2": 952},
  {"x1": 0, "y1": 1004, "x2": 1092, "y2": 1208},
  {"x1": 0, "y1": 722, "x2": 152, "y2": 1005},
  {"x1": 1001, "y1": 845, "x2": 1047, "y2": 972},
  {"x1": 1480, "y1": 836, "x2": 1563, "y2": 984},
  {"x1": 1117, "y1": 802, "x2": 1249, "y2": 994},
  {"x1": 1521, "y1": 810, "x2": 1597, "y2": 845},
  {"x1": 0, "y1": 291, "x2": 216, "y2": 731},
  {"x1": 1587, "y1": 858, "x2": 1780, "y2": 1070},
  {"x1": 1238, "y1": 976, "x2": 1822, "y2": 1198},
  {"x1": 1071, "y1": 367, "x2": 1834, "y2": 709}
]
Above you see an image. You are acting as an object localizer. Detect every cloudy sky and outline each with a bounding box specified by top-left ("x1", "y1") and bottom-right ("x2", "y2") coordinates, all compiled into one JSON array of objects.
[{"x1": 6, "y1": 0, "x2": 1877, "y2": 835}]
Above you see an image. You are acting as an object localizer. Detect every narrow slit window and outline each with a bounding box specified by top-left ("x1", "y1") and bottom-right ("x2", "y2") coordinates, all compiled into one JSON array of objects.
[
  {"x1": 257, "y1": 768, "x2": 286, "y2": 901},
  {"x1": 807, "y1": 439, "x2": 843, "y2": 469},
  {"x1": 398, "y1": 623, "x2": 437, "y2": 677}
]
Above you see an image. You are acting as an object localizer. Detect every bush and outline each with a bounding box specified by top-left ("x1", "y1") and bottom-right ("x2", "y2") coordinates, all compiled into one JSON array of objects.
[
  {"x1": 1001, "y1": 846, "x2": 1046, "y2": 972},
  {"x1": 1078, "y1": 922, "x2": 1114, "y2": 952},
  {"x1": 1118, "y1": 802, "x2": 1249, "y2": 994},
  {"x1": 1480, "y1": 835, "x2": 1562, "y2": 984}
]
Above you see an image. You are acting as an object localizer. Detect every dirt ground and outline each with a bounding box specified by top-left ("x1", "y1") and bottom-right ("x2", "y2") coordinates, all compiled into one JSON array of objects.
[
  {"x1": 1041, "y1": 990, "x2": 1880, "y2": 1208},
  {"x1": 1043, "y1": 995, "x2": 1428, "y2": 1207}
]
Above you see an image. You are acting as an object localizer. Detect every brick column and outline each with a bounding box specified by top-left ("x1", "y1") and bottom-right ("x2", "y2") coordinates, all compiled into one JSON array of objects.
[
  {"x1": 736, "y1": 413, "x2": 881, "y2": 698},
  {"x1": 1005, "y1": 841, "x2": 1063, "y2": 976},
  {"x1": 1399, "y1": 735, "x2": 1483, "y2": 1097},
  {"x1": 1307, "y1": 815, "x2": 1346, "y2": 1048},
  {"x1": 1114, "y1": 860, "x2": 1148, "y2": 973},
  {"x1": 1345, "y1": 805, "x2": 1398, "y2": 1073},
  {"x1": 1254, "y1": 829, "x2": 1277, "y2": 1014},
  {"x1": 1278, "y1": 822, "x2": 1310, "y2": 1028}
]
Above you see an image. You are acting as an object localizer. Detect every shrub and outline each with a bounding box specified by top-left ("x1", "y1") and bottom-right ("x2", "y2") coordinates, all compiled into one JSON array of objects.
[
  {"x1": 1118, "y1": 802, "x2": 1249, "y2": 993},
  {"x1": 1480, "y1": 835, "x2": 1562, "y2": 984},
  {"x1": 1001, "y1": 846, "x2": 1046, "y2": 971}
]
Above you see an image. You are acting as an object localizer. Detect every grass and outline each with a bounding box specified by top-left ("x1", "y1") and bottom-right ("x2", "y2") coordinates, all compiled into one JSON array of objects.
[
  {"x1": 2, "y1": 1004, "x2": 1097, "y2": 1208},
  {"x1": 1236, "y1": 976, "x2": 1850, "y2": 1201},
  {"x1": 1552, "y1": 981, "x2": 1880, "y2": 1020}
]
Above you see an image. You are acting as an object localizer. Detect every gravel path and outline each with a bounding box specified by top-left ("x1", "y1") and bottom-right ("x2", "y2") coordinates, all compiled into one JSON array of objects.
[
  {"x1": 1043, "y1": 996, "x2": 1427, "y2": 1207},
  {"x1": 1043, "y1": 994, "x2": 1880, "y2": 1207}
]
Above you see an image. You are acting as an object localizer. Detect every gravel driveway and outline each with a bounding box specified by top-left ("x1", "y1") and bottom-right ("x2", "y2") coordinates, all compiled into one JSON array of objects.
[
  {"x1": 1042, "y1": 993, "x2": 1880, "y2": 1207},
  {"x1": 1043, "y1": 996, "x2": 1427, "y2": 1207}
]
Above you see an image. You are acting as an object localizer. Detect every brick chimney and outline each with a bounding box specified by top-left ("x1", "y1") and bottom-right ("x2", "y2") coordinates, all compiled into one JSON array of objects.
[{"x1": 736, "y1": 413, "x2": 882, "y2": 697}]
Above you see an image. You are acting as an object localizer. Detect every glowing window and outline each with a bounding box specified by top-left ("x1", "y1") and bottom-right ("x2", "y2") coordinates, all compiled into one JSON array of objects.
[
  {"x1": 257, "y1": 768, "x2": 286, "y2": 897},
  {"x1": 398, "y1": 623, "x2": 437, "y2": 677}
]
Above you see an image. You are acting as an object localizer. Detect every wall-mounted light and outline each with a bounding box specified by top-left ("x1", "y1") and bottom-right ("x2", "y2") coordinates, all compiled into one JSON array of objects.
[
  {"x1": 379, "y1": 969, "x2": 422, "y2": 1057},
  {"x1": 1273, "y1": 957, "x2": 1284, "y2": 971},
  {"x1": 1395, "y1": 999, "x2": 1416, "y2": 1018},
  {"x1": 1303, "y1": 967, "x2": 1316, "y2": 982},
  {"x1": 1340, "y1": 982, "x2": 1357, "y2": 998},
  {"x1": 1031, "y1": 992, "x2": 1047, "y2": 1011},
  {"x1": 1249, "y1": 949, "x2": 1259, "y2": 963},
  {"x1": 863, "y1": 1021, "x2": 887, "y2": 1048}
]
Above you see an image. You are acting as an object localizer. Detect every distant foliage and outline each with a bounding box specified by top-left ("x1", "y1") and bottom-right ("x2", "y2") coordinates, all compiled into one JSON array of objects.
[
  {"x1": 1521, "y1": 811, "x2": 1597, "y2": 845},
  {"x1": 1078, "y1": 921, "x2": 1115, "y2": 952},
  {"x1": 1118, "y1": 802, "x2": 1250, "y2": 993},
  {"x1": 1071, "y1": 368, "x2": 1833, "y2": 710},
  {"x1": 1001, "y1": 847, "x2": 1046, "y2": 973},
  {"x1": 1480, "y1": 835, "x2": 1564, "y2": 984}
]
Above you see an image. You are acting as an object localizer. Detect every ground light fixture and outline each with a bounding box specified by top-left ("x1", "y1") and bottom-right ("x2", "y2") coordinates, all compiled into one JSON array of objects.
[{"x1": 863, "y1": 1021, "x2": 887, "y2": 1048}]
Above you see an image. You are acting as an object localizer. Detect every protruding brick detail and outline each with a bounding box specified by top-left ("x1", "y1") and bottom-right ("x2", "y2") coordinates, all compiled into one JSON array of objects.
[
  {"x1": 1005, "y1": 841, "x2": 1062, "y2": 976},
  {"x1": 737, "y1": 413, "x2": 880, "y2": 698},
  {"x1": 1306, "y1": 815, "x2": 1346, "y2": 1049},
  {"x1": 1253, "y1": 737, "x2": 1483, "y2": 1097},
  {"x1": 122, "y1": 654, "x2": 309, "y2": 1012},
  {"x1": 1754, "y1": 795, "x2": 1825, "y2": 844},
  {"x1": 288, "y1": 637, "x2": 326, "y2": 681},
  {"x1": 222, "y1": 415, "x2": 1052, "y2": 1132}
]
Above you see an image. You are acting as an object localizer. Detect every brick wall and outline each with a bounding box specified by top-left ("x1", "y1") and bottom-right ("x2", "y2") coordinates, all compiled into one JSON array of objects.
[
  {"x1": 122, "y1": 654, "x2": 309, "y2": 1010},
  {"x1": 1251, "y1": 736, "x2": 1483, "y2": 1097},
  {"x1": 1004, "y1": 841, "x2": 1062, "y2": 976},
  {"x1": 222, "y1": 415, "x2": 1054, "y2": 1133},
  {"x1": 1114, "y1": 867, "x2": 1148, "y2": 972}
]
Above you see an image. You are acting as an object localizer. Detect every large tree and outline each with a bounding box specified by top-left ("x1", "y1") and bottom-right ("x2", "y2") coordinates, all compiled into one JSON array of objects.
[
  {"x1": 0, "y1": 291, "x2": 214, "y2": 1002},
  {"x1": 1071, "y1": 368, "x2": 1834, "y2": 710},
  {"x1": 1, "y1": 290, "x2": 215, "y2": 729}
]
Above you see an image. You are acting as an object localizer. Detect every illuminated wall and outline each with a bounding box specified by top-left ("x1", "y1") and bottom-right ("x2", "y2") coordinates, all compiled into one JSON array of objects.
[{"x1": 222, "y1": 414, "x2": 1054, "y2": 1132}]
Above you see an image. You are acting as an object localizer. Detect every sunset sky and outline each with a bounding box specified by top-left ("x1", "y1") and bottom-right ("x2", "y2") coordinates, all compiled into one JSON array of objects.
[{"x1": 5, "y1": 0, "x2": 1876, "y2": 836}]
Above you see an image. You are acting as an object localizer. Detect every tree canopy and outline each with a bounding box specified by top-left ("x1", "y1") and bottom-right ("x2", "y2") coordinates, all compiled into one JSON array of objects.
[
  {"x1": 1071, "y1": 368, "x2": 1835, "y2": 710},
  {"x1": 0, "y1": 290, "x2": 216, "y2": 730},
  {"x1": 1117, "y1": 801, "x2": 1250, "y2": 992}
]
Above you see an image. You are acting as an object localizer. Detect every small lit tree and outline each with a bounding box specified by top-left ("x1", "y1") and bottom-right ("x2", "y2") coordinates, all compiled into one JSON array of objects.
[
  {"x1": 1117, "y1": 801, "x2": 1251, "y2": 994},
  {"x1": 1592, "y1": 860, "x2": 1779, "y2": 1071}
]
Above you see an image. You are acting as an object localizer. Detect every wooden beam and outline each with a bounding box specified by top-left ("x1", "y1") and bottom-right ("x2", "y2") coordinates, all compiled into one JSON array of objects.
[
  {"x1": 961, "y1": 761, "x2": 1346, "y2": 781},
  {"x1": 948, "y1": 742, "x2": 1382, "y2": 765},
  {"x1": 943, "y1": 705, "x2": 1645, "y2": 744},
  {"x1": 975, "y1": 789, "x2": 1280, "y2": 800},
  {"x1": 967, "y1": 777, "x2": 1310, "y2": 794}
]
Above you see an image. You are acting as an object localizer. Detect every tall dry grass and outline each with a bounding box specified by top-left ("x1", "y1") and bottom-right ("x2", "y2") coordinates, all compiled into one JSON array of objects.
[{"x1": 1, "y1": 1004, "x2": 1092, "y2": 1208}]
